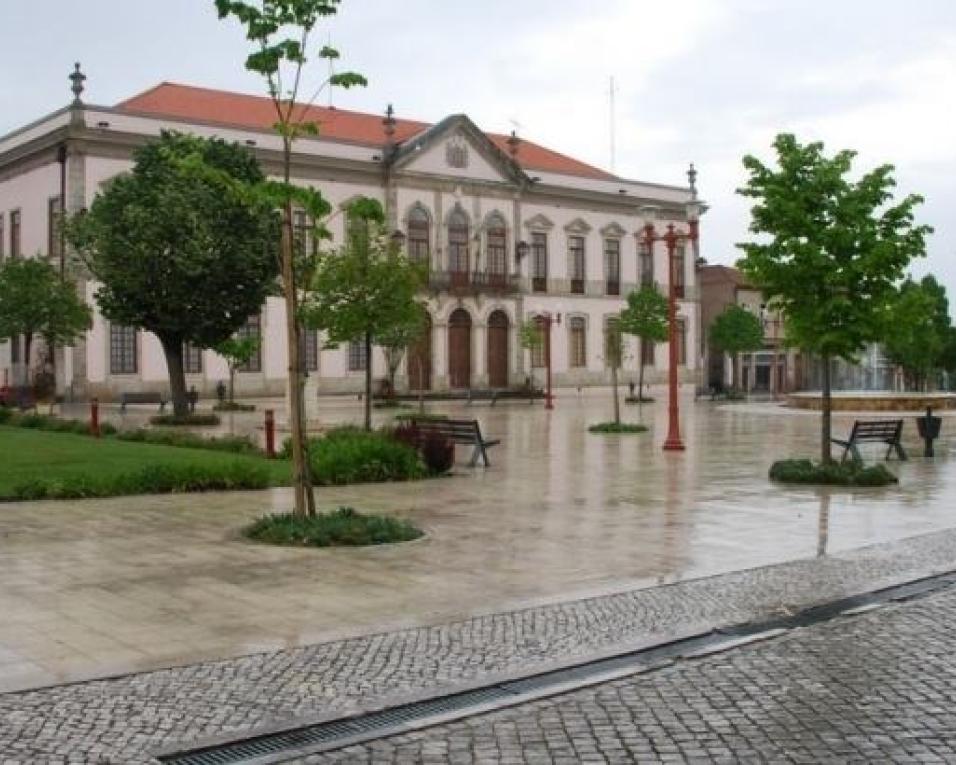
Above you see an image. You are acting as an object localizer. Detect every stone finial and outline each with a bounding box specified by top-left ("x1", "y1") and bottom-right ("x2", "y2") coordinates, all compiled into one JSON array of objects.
[
  {"x1": 70, "y1": 62, "x2": 86, "y2": 105},
  {"x1": 383, "y1": 103, "x2": 396, "y2": 141},
  {"x1": 687, "y1": 162, "x2": 698, "y2": 198},
  {"x1": 506, "y1": 129, "x2": 520, "y2": 159}
]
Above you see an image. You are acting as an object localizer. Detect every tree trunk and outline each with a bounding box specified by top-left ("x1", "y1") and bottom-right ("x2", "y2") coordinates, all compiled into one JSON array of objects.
[
  {"x1": 228, "y1": 366, "x2": 236, "y2": 404},
  {"x1": 280, "y1": 148, "x2": 312, "y2": 516},
  {"x1": 23, "y1": 333, "x2": 33, "y2": 386},
  {"x1": 417, "y1": 356, "x2": 425, "y2": 414},
  {"x1": 731, "y1": 352, "x2": 738, "y2": 390},
  {"x1": 821, "y1": 353, "x2": 833, "y2": 463},
  {"x1": 364, "y1": 331, "x2": 373, "y2": 431},
  {"x1": 638, "y1": 350, "x2": 646, "y2": 401},
  {"x1": 159, "y1": 336, "x2": 188, "y2": 416},
  {"x1": 611, "y1": 364, "x2": 620, "y2": 425}
]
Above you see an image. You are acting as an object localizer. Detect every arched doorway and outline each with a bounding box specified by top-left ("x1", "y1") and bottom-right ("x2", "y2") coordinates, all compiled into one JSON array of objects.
[
  {"x1": 487, "y1": 310, "x2": 509, "y2": 388},
  {"x1": 448, "y1": 309, "x2": 472, "y2": 389},
  {"x1": 407, "y1": 314, "x2": 432, "y2": 391}
]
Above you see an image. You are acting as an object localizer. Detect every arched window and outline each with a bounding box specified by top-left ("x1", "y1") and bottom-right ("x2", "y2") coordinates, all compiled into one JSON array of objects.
[
  {"x1": 639, "y1": 241, "x2": 654, "y2": 286},
  {"x1": 604, "y1": 238, "x2": 621, "y2": 295},
  {"x1": 407, "y1": 206, "x2": 430, "y2": 267},
  {"x1": 447, "y1": 208, "x2": 469, "y2": 274},
  {"x1": 569, "y1": 236, "x2": 585, "y2": 294},
  {"x1": 569, "y1": 317, "x2": 587, "y2": 368},
  {"x1": 485, "y1": 213, "x2": 507, "y2": 277}
]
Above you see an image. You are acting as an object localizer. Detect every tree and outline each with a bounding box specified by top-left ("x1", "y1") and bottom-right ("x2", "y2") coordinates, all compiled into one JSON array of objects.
[
  {"x1": 709, "y1": 304, "x2": 765, "y2": 390},
  {"x1": 519, "y1": 319, "x2": 544, "y2": 397},
  {"x1": 618, "y1": 285, "x2": 668, "y2": 400},
  {"x1": 67, "y1": 131, "x2": 279, "y2": 417},
  {"x1": 882, "y1": 276, "x2": 954, "y2": 391},
  {"x1": 737, "y1": 134, "x2": 931, "y2": 462},
  {"x1": 379, "y1": 307, "x2": 427, "y2": 402},
  {"x1": 604, "y1": 321, "x2": 624, "y2": 425},
  {"x1": 214, "y1": 336, "x2": 261, "y2": 404},
  {"x1": 0, "y1": 258, "x2": 92, "y2": 387},
  {"x1": 215, "y1": 0, "x2": 367, "y2": 518},
  {"x1": 304, "y1": 198, "x2": 426, "y2": 431}
]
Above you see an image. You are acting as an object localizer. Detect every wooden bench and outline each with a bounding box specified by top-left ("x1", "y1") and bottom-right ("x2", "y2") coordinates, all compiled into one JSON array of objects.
[
  {"x1": 120, "y1": 391, "x2": 167, "y2": 413},
  {"x1": 410, "y1": 417, "x2": 501, "y2": 467},
  {"x1": 832, "y1": 419, "x2": 907, "y2": 463},
  {"x1": 466, "y1": 389, "x2": 500, "y2": 406}
]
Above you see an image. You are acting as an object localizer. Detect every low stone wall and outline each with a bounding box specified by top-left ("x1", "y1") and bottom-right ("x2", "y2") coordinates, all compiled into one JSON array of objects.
[{"x1": 786, "y1": 393, "x2": 956, "y2": 411}]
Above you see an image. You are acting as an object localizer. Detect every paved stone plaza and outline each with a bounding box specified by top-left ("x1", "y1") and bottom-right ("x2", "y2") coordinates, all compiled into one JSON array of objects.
[
  {"x1": 308, "y1": 582, "x2": 956, "y2": 764},
  {"x1": 2, "y1": 393, "x2": 955, "y2": 695},
  {"x1": 2, "y1": 393, "x2": 956, "y2": 762}
]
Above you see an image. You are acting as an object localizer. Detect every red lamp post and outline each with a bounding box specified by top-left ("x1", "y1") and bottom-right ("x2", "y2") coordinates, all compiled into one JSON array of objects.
[
  {"x1": 540, "y1": 313, "x2": 560, "y2": 410},
  {"x1": 641, "y1": 217, "x2": 699, "y2": 452}
]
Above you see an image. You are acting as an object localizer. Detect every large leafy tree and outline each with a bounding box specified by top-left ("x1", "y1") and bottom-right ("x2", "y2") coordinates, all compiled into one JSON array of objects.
[
  {"x1": 303, "y1": 198, "x2": 426, "y2": 431},
  {"x1": 215, "y1": 0, "x2": 366, "y2": 518},
  {"x1": 618, "y1": 285, "x2": 668, "y2": 400},
  {"x1": 0, "y1": 258, "x2": 92, "y2": 386},
  {"x1": 67, "y1": 132, "x2": 279, "y2": 417},
  {"x1": 709, "y1": 304, "x2": 765, "y2": 390},
  {"x1": 737, "y1": 134, "x2": 931, "y2": 462},
  {"x1": 883, "y1": 275, "x2": 952, "y2": 390}
]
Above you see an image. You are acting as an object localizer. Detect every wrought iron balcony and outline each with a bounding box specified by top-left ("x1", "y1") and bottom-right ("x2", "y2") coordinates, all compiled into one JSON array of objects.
[{"x1": 429, "y1": 270, "x2": 520, "y2": 294}]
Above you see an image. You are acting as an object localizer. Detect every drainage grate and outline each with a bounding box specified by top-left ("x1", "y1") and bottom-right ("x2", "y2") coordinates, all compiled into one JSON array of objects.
[{"x1": 157, "y1": 569, "x2": 956, "y2": 765}]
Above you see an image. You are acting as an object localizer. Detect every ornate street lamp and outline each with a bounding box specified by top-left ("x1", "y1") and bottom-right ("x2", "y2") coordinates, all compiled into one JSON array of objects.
[
  {"x1": 515, "y1": 239, "x2": 529, "y2": 266},
  {"x1": 641, "y1": 195, "x2": 701, "y2": 452},
  {"x1": 540, "y1": 312, "x2": 560, "y2": 410}
]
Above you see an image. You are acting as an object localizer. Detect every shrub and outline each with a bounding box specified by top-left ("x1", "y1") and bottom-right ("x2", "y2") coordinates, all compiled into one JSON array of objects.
[
  {"x1": 10, "y1": 460, "x2": 269, "y2": 500},
  {"x1": 373, "y1": 400, "x2": 410, "y2": 409},
  {"x1": 116, "y1": 427, "x2": 260, "y2": 455},
  {"x1": 15, "y1": 413, "x2": 51, "y2": 429},
  {"x1": 150, "y1": 413, "x2": 221, "y2": 427},
  {"x1": 243, "y1": 507, "x2": 423, "y2": 547},
  {"x1": 769, "y1": 458, "x2": 898, "y2": 486},
  {"x1": 390, "y1": 422, "x2": 420, "y2": 450},
  {"x1": 0, "y1": 407, "x2": 13, "y2": 423},
  {"x1": 310, "y1": 430, "x2": 426, "y2": 485},
  {"x1": 99, "y1": 422, "x2": 118, "y2": 436},
  {"x1": 588, "y1": 422, "x2": 649, "y2": 434}
]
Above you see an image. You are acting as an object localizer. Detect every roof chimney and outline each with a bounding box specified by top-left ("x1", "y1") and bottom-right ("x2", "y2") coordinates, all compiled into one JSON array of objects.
[{"x1": 506, "y1": 129, "x2": 521, "y2": 160}]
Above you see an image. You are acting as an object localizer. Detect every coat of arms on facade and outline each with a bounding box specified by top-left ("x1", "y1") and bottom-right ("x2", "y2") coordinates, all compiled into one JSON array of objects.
[{"x1": 445, "y1": 136, "x2": 469, "y2": 169}]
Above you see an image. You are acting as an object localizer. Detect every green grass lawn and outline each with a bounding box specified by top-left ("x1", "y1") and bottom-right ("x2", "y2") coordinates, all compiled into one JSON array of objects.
[{"x1": 0, "y1": 426, "x2": 290, "y2": 499}]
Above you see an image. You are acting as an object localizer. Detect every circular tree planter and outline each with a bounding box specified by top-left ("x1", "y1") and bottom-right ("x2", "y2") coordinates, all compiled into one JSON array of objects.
[
  {"x1": 588, "y1": 422, "x2": 648, "y2": 434},
  {"x1": 150, "y1": 413, "x2": 221, "y2": 427},
  {"x1": 768, "y1": 458, "x2": 898, "y2": 486},
  {"x1": 243, "y1": 507, "x2": 423, "y2": 547}
]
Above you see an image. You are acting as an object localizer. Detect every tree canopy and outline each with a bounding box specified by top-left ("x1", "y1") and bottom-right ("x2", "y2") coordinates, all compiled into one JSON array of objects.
[
  {"x1": 883, "y1": 275, "x2": 953, "y2": 389},
  {"x1": 0, "y1": 258, "x2": 92, "y2": 380},
  {"x1": 67, "y1": 131, "x2": 280, "y2": 415},
  {"x1": 303, "y1": 197, "x2": 426, "y2": 429},
  {"x1": 736, "y1": 133, "x2": 931, "y2": 461},
  {"x1": 618, "y1": 285, "x2": 668, "y2": 398}
]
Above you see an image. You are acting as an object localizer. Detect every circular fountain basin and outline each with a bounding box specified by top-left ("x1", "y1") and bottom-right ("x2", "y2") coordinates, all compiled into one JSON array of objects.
[{"x1": 786, "y1": 390, "x2": 956, "y2": 411}]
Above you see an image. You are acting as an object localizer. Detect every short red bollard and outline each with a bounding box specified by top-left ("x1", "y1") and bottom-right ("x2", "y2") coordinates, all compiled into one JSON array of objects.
[
  {"x1": 90, "y1": 398, "x2": 100, "y2": 438},
  {"x1": 264, "y1": 409, "x2": 276, "y2": 458}
]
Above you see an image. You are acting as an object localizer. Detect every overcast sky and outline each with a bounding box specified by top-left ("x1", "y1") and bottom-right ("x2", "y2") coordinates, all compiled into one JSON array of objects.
[{"x1": 3, "y1": 1, "x2": 954, "y2": 298}]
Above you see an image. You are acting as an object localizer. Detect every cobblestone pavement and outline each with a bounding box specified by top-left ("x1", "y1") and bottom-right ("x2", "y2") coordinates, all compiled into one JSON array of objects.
[
  {"x1": 4, "y1": 529, "x2": 956, "y2": 763},
  {"x1": 310, "y1": 584, "x2": 956, "y2": 764}
]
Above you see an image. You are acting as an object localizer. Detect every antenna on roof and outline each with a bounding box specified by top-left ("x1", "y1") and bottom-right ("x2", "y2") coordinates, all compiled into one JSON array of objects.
[
  {"x1": 508, "y1": 118, "x2": 523, "y2": 135},
  {"x1": 608, "y1": 76, "x2": 616, "y2": 173},
  {"x1": 327, "y1": 32, "x2": 335, "y2": 108}
]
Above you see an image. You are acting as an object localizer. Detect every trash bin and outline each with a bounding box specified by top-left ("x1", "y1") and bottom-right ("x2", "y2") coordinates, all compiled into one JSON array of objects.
[{"x1": 916, "y1": 407, "x2": 942, "y2": 457}]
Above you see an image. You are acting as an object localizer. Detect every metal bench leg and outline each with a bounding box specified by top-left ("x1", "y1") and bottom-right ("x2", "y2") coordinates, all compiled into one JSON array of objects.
[
  {"x1": 894, "y1": 442, "x2": 907, "y2": 461},
  {"x1": 468, "y1": 444, "x2": 481, "y2": 467}
]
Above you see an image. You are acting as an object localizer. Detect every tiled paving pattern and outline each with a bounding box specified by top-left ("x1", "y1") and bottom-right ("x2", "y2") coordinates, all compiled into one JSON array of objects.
[
  {"x1": 3, "y1": 529, "x2": 956, "y2": 763},
  {"x1": 309, "y1": 584, "x2": 956, "y2": 764}
]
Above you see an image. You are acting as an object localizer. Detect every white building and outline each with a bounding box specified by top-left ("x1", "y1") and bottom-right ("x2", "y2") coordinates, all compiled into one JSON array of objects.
[{"x1": 0, "y1": 71, "x2": 704, "y2": 400}]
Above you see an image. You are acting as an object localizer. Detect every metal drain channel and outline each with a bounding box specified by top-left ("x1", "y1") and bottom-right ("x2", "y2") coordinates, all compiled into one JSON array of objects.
[{"x1": 156, "y1": 569, "x2": 956, "y2": 765}]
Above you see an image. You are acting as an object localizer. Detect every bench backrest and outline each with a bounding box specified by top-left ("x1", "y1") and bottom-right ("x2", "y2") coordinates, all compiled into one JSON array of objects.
[
  {"x1": 122, "y1": 392, "x2": 166, "y2": 403},
  {"x1": 850, "y1": 419, "x2": 903, "y2": 441},
  {"x1": 411, "y1": 418, "x2": 482, "y2": 442}
]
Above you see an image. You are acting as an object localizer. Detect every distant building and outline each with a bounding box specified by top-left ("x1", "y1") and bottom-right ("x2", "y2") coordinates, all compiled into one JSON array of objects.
[
  {"x1": 698, "y1": 264, "x2": 801, "y2": 394},
  {"x1": 0, "y1": 69, "x2": 704, "y2": 399}
]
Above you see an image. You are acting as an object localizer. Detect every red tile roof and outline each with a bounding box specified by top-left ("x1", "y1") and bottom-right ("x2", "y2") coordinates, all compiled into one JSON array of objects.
[{"x1": 116, "y1": 83, "x2": 616, "y2": 180}]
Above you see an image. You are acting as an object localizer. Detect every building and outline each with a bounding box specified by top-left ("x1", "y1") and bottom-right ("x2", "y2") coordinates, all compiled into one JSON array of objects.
[
  {"x1": 698, "y1": 263, "x2": 800, "y2": 394},
  {"x1": 0, "y1": 68, "x2": 704, "y2": 399}
]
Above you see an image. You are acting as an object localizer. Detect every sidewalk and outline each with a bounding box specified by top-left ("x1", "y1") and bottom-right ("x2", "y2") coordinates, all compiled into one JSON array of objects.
[{"x1": 3, "y1": 528, "x2": 956, "y2": 763}]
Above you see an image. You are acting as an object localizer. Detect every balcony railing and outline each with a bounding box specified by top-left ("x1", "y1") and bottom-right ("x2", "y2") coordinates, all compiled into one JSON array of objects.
[
  {"x1": 532, "y1": 276, "x2": 548, "y2": 293},
  {"x1": 605, "y1": 280, "x2": 620, "y2": 296},
  {"x1": 430, "y1": 270, "x2": 520, "y2": 294},
  {"x1": 570, "y1": 278, "x2": 585, "y2": 294}
]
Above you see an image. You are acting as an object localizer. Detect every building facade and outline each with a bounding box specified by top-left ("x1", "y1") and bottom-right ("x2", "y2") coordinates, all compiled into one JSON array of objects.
[{"x1": 0, "y1": 74, "x2": 704, "y2": 399}]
